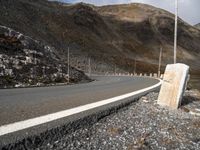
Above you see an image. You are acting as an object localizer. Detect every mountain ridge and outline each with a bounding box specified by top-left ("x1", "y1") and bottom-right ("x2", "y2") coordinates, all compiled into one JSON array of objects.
[
  {"x1": 195, "y1": 23, "x2": 200, "y2": 30},
  {"x1": 0, "y1": 0, "x2": 200, "y2": 77}
]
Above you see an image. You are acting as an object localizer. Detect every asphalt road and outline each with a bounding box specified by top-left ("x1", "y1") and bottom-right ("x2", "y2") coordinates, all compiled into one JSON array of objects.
[{"x1": 0, "y1": 76, "x2": 159, "y2": 126}]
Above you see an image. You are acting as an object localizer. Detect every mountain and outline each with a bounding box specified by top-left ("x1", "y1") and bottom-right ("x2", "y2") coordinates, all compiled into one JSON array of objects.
[
  {"x1": 0, "y1": 25, "x2": 90, "y2": 88},
  {"x1": 0, "y1": 0, "x2": 200, "y2": 78},
  {"x1": 195, "y1": 23, "x2": 200, "y2": 30}
]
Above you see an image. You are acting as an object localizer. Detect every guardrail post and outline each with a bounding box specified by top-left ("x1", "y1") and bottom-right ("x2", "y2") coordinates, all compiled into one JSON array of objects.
[
  {"x1": 153, "y1": 73, "x2": 158, "y2": 78},
  {"x1": 160, "y1": 74, "x2": 164, "y2": 79}
]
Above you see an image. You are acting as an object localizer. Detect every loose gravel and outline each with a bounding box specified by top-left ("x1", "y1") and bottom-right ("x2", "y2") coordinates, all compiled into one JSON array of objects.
[
  {"x1": 40, "y1": 91, "x2": 200, "y2": 150},
  {"x1": 2, "y1": 91, "x2": 200, "y2": 150}
]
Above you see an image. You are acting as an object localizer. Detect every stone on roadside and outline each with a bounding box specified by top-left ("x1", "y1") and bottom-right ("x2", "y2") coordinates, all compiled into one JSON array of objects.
[{"x1": 158, "y1": 63, "x2": 189, "y2": 109}]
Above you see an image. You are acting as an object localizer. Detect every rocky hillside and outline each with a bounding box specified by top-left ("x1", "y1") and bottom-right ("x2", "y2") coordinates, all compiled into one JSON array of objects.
[
  {"x1": 195, "y1": 23, "x2": 200, "y2": 30},
  {"x1": 0, "y1": 25, "x2": 90, "y2": 88},
  {"x1": 0, "y1": 0, "x2": 200, "y2": 76}
]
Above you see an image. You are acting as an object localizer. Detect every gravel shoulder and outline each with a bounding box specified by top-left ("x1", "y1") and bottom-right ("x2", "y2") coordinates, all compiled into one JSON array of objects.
[{"x1": 2, "y1": 90, "x2": 200, "y2": 150}]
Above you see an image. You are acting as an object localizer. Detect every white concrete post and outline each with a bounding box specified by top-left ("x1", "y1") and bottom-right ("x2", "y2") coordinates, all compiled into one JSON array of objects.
[
  {"x1": 158, "y1": 63, "x2": 189, "y2": 109},
  {"x1": 160, "y1": 74, "x2": 164, "y2": 79},
  {"x1": 153, "y1": 73, "x2": 158, "y2": 78}
]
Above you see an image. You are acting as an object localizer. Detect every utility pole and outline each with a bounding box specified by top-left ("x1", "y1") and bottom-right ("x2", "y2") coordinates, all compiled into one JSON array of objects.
[
  {"x1": 174, "y1": 0, "x2": 178, "y2": 64},
  {"x1": 67, "y1": 47, "x2": 70, "y2": 83},
  {"x1": 34, "y1": 51, "x2": 37, "y2": 65},
  {"x1": 42, "y1": 66, "x2": 46, "y2": 78},
  {"x1": 88, "y1": 58, "x2": 91, "y2": 77},
  {"x1": 114, "y1": 64, "x2": 116, "y2": 75},
  {"x1": 158, "y1": 47, "x2": 162, "y2": 77},
  {"x1": 33, "y1": 51, "x2": 37, "y2": 79},
  {"x1": 134, "y1": 59, "x2": 136, "y2": 75}
]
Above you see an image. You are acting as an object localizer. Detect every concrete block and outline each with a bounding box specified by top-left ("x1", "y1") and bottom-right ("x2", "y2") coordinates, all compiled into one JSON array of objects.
[
  {"x1": 157, "y1": 63, "x2": 189, "y2": 109},
  {"x1": 139, "y1": 73, "x2": 142, "y2": 76},
  {"x1": 153, "y1": 73, "x2": 158, "y2": 78},
  {"x1": 149, "y1": 73, "x2": 153, "y2": 77}
]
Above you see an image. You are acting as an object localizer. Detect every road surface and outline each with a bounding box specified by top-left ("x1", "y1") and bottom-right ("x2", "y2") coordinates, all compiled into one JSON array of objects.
[
  {"x1": 0, "y1": 75, "x2": 161, "y2": 147},
  {"x1": 0, "y1": 76, "x2": 159, "y2": 126}
]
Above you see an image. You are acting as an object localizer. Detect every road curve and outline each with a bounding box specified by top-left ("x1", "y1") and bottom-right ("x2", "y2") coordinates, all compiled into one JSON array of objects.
[{"x1": 0, "y1": 76, "x2": 159, "y2": 126}]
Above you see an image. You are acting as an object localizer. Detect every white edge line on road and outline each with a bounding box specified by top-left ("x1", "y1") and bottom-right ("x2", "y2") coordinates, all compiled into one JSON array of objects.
[{"x1": 0, "y1": 79, "x2": 162, "y2": 136}]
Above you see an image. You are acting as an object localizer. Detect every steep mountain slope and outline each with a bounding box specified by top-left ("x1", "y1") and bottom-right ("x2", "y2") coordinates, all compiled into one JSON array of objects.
[
  {"x1": 0, "y1": 25, "x2": 90, "y2": 88},
  {"x1": 0, "y1": 0, "x2": 200, "y2": 76}
]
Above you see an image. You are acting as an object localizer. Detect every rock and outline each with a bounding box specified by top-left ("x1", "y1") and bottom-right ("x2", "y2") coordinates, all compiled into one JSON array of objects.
[
  {"x1": 181, "y1": 106, "x2": 190, "y2": 113},
  {"x1": 189, "y1": 111, "x2": 200, "y2": 116},
  {"x1": 158, "y1": 63, "x2": 190, "y2": 109}
]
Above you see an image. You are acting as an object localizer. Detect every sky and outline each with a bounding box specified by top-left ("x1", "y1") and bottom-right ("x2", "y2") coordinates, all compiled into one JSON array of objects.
[{"x1": 59, "y1": 0, "x2": 200, "y2": 25}]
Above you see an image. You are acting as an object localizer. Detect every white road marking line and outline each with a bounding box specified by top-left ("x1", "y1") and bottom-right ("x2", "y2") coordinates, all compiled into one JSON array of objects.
[{"x1": 0, "y1": 80, "x2": 161, "y2": 136}]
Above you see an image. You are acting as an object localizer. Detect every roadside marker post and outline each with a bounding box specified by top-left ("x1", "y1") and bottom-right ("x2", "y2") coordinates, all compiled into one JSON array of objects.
[{"x1": 158, "y1": 63, "x2": 189, "y2": 109}]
